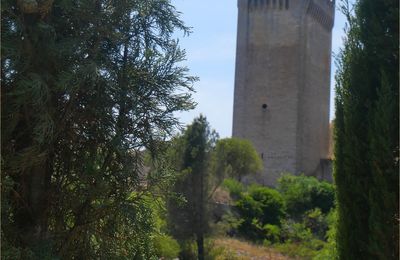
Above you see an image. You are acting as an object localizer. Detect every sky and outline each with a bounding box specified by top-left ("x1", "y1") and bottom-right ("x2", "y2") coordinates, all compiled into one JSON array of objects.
[{"x1": 172, "y1": 0, "x2": 348, "y2": 138}]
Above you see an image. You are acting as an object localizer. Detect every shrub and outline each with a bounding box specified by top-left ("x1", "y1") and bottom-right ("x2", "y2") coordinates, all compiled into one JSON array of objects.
[
  {"x1": 222, "y1": 178, "x2": 244, "y2": 200},
  {"x1": 263, "y1": 224, "x2": 281, "y2": 243},
  {"x1": 235, "y1": 185, "x2": 285, "y2": 240},
  {"x1": 277, "y1": 220, "x2": 325, "y2": 259},
  {"x1": 303, "y1": 208, "x2": 329, "y2": 240},
  {"x1": 212, "y1": 212, "x2": 243, "y2": 237},
  {"x1": 313, "y1": 209, "x2": 338, "y2": 260},
  {"x1": 277, "y1": 174, "x2": 335, "y2": 218},
  {"x1": 280, "y1": 221, "x2": 313, "y2": 243},
  {"x1": 179, "y1": 240, "x2": 197, "y2": 260},
  {"x1": 153, "y1": 235, "x2": 180, "y2": 259}
]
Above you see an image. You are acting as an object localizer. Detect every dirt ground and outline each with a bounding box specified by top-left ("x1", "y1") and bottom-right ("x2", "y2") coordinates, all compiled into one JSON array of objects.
[{"x1": 213, "y1": 238, "x2": 293, "y2": 260}]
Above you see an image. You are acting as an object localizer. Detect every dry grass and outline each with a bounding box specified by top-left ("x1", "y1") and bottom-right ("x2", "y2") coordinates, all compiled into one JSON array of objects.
[
  {"x1": 213, "y1": 238, "x2": 294, "y2": 260},
  {"x1": 212, "y1": 187, "x2": 232, "y2": 204}
]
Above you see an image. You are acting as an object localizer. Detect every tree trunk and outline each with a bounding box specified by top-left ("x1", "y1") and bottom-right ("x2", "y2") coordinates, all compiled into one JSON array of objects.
[
  {"x1": 197, "y1": 235, "x2": 204, "y2": 260},
  {"x1": 18, "y1": 161, "x2": 52, "y2": 247}
]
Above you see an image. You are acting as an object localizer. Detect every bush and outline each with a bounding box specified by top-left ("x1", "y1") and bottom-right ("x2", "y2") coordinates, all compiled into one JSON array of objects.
[
  {"x1": 277, "y1": 174, "x2": 335, "y2": 218},
  {"x1": 280, "y1": 221, "x2": 313, "y2": 243},
  {"x1": 178, "y1": 241, "x2": 197, "y2": 260},
  {"x1": 218, "y1": 174, "x2": 336, "y2": 258},
  {"x1": 277, "y1": 220, "x2": 325, "y2": 259},
  {"x1": 313, "y1": 209, "x2": 338, "y2": 260},
  {"x1": 212, "y1": 212, "x2": 243, "y2": 237},
  {"x1": 263, "y1": 224, "x2": 281, "y2": 243},
  {"x1": 235, "y1": 185, "x2": 285, "y2": 240},
  {"x1": 153, "y1": 235, "x2": 180, "y2": 259},
  {"x1": 222, "y1": 178, "x2": 244, "y2": 200},
  {"x1": 303, "y1": 208, "x2": 329, "y2": 240}
]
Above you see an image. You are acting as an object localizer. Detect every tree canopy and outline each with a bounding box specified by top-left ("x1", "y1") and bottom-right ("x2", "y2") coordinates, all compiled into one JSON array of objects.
[
  {"x1": 1, "y1": 0, "x2": 195, "y2": 258},
  {"x1": 213, "y1": 138, "x2": 262, "y2": 182}
]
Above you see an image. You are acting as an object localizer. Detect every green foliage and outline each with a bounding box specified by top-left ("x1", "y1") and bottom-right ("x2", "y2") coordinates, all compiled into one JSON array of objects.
[
  {"x1": 278, "y1": 174, "x2": 335, "y2": 218},
  {"x1": 1, "y1": 0, "x2": 195, "y2": 258},
  {"x1": 280, "y1": 221, "x2": 313, "y2": 244},
  {"x1": 178, "y1": 240, "x2": 198, "y2": 260},
  {"x1": 222, "y1": 178, "x2": 245, "y2": 200},
  {"x1": 0, "y1": 234, "x2": 36, "y2": 260},
  {"x1": 216, "y1": 174, "x2": 336, "y2": 255},
  {"x1": 213, "y1": 138, "x2": 262, "y2": 182},
  {"x1": 303, "y1": 208, "x2": 329, "y2": 240},
  {"x1": 212, "y1": 212, "x2": 243, "y2": 238},
  {"x1": 166, "y1": 115, "x2": 217, "y2": 259},
  {"x1": 215, "y1": 174, "x2": 338, "y2": 259},
  {"x1": 153, "y1": 235, "x2": 180, "y2": 259},
  {"x1": 334, "y1": 0, "x2": 399, "y2": 258},
  {"x1": 263, "y1": 224, "x2": 281, "y2": 244},
  {"x1": 313, "y1": 210, "x2": 338, "y2": 260},
  {"x1": 276, "y1": 220, "x2": 325, "y2": 259},
  {"x1": 235, "y1": 185, "x2": 285, "y2": 241}
]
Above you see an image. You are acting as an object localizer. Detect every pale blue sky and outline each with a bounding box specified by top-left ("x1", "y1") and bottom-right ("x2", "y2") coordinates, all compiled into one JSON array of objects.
[{"x1": 172, "y1": 0, "x2": 348, "y2": 138}]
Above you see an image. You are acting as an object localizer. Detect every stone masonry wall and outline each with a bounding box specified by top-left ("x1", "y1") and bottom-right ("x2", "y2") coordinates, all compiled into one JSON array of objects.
[{"x1": 232, "y1": 0, "x2": 334, "y2": 186}]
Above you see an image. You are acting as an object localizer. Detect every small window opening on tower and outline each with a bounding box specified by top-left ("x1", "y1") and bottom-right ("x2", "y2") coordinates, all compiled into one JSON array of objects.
[
  {"x1": 261, "y1": 153, "x2": 264, "y2": 159},
  {"x1": 262, "y1": 103, "x2": 268, "y2": 109}
]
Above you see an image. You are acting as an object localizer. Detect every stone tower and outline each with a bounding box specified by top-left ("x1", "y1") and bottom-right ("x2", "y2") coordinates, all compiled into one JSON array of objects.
[{"x1": 232, "y1": 0, "x2": 335, "y2": 185}]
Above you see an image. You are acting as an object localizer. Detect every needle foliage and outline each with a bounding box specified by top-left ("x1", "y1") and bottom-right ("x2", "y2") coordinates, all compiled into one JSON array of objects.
[
  {"x1": 1, "y1": 0, "x2": 195, "y2": 258},
  {"x1": 334, "y1": 0, "x2": 399, "y2": 259}
]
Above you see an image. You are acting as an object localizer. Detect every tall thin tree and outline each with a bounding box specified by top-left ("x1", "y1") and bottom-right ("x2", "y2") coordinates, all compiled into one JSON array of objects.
[
  {"x1": 334, "y1": 0, "x2": 399, "y2": 259},
  {"x1": 167, "y1": 115, "x2": 216, "y2": 260}
]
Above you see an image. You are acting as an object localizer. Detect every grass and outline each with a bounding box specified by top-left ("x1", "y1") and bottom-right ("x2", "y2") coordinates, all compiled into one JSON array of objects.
[{"x1": 212, "y1": 238, "x2": 295, "y2": 260}]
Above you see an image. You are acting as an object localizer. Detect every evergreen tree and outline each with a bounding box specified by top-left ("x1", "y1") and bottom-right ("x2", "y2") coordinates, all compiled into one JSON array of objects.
[
  {"x1": 167, "y1": 115, "x2": 217, "y2": 260},
  {"x1": 334, "y1": 0, "x2": 398, "y2": 259},
  {"x1": 2, "y1": 0, "x2": 195, "y2": 258}
]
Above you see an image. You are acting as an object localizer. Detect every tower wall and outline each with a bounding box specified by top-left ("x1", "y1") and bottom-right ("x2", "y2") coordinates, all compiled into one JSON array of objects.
[{"x1": 232, "y1": 0, "x2": 334, "y2": 185}]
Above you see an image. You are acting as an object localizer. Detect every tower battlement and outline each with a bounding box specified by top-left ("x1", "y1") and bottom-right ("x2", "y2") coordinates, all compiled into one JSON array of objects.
[
  {"x1": 239, "y1": 0, "x2": 335, "y2": 20},
  {"x1": 247, "y1": 0, "x2": 290, "y2": 10},
  {"x1": 239, "y1": 0, "x2": 335, "y2": 30},
  {"x1": 307, "y1": 0, "x2": 335, "y2": 30}
]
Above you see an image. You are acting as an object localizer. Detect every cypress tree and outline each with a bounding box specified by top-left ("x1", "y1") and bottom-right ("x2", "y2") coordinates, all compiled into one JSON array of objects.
[
  {"x1": 334, "y1": 0, "x2": 399, "y2": 259},
  {"x1": 167, "y1": 115, "x2": 216, "y2": 260},
  {"x1": 2, "y1": 0, "x2": 195, "y2": 258}
]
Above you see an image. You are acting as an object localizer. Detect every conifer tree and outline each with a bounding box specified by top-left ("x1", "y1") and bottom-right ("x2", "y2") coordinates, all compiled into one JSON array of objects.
[
  {"x1": 167, "y1": 116, "x2": 217, "y2": 260},
  {"x1": 334, "y1": 0, "x2": 398, "y2": 259},
  {"x1": 2, "y1": 0, "x2": 195, "y2": 258}
]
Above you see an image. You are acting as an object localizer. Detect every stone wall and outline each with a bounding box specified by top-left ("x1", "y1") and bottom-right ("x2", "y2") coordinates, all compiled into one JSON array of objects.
[{"x1": 232, "y1": 0, "x2": 334, "y2": 185}]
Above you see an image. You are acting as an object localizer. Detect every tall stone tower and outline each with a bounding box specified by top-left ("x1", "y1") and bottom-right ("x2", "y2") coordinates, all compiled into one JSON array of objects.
[{"x1": 232, "y1": 0, "x2": 335, "y2": 185}]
